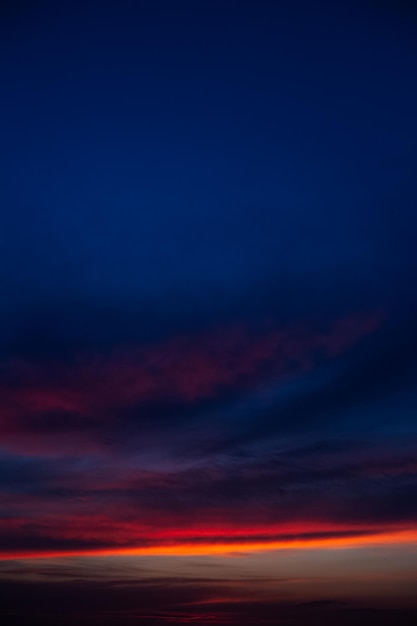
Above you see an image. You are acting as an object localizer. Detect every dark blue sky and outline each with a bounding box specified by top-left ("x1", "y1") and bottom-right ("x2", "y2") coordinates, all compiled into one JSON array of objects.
[{"x1": 1, "y1": 0, "x2": 417, "y2": 334}]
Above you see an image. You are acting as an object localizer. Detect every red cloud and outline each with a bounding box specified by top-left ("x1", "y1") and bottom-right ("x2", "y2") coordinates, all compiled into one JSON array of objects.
[
  {"x1": 0, "y1": 313, "x2": 381, "y2": 455},
  {"x1": 1, "y1": 509, "x2": 415, "y2": 561}
]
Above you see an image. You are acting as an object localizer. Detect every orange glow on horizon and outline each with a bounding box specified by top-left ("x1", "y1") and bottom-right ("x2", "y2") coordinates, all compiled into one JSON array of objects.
[{"x1": 1, "y1": 526, "x2": 417, "y2": 561}]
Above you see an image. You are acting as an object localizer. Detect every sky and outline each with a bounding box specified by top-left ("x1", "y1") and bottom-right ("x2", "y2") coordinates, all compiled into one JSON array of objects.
[{"x1": 1, "y1": 0, "x2": 417, "y2": 624}]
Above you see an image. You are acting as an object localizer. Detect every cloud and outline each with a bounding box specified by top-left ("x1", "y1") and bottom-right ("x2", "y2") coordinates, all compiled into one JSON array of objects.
[
  {"x1": 2, "y1": 304, "x2": 417, "y2": 563},
  {"x1": 1, "y1": 308, "x2": 415, "y2": 561},
  {"x1": 209, "y1": 312, "x2": 417, "y2": 451},
  {"x1": 0, "y1": 433, "x2": 416, "y2": 559},
  {"x1": 0, "y1": 313, "x2": 379, "y2": 456}
]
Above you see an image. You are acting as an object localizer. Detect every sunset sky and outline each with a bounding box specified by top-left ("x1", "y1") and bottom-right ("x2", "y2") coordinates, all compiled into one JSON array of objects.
[{"x1": 1, "y1": 1, "x2": 417, "y2": 624}]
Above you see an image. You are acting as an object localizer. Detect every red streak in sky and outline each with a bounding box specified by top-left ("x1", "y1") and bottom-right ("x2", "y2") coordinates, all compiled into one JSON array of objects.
[{"x1": 0, "y1": 525, "x2": 416, "y2": 561}]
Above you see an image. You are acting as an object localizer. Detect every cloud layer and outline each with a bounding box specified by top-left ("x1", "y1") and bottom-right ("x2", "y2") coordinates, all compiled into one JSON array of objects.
[{"x1": 2, "y1": 310, "x2": 417, "y2": 561}]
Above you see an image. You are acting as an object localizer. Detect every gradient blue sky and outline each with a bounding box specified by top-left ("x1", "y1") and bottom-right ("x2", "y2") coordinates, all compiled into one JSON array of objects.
[{"x1": 1, "y1": 1, "x2": 417, "y2": 624}]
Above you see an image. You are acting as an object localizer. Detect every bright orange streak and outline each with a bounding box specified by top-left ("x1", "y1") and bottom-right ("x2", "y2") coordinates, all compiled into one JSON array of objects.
[{"x1": 1, "y1": 527, "x2": 417, "y2": 561}]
